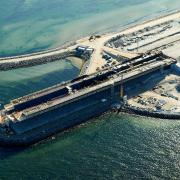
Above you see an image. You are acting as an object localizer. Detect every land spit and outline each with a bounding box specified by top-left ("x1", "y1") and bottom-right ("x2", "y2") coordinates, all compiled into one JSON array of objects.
[{"x1": 0, "y1": 11, "x2": 180, "y2": 74}]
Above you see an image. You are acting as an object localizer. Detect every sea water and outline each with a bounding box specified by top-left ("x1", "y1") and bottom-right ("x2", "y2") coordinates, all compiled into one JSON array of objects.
[
  {"x1": 0, "y1": 0, "x2": 180, "y2": 179},
  {"x1": 0, "y1": 60, "x2": 79, "y2": 105}
]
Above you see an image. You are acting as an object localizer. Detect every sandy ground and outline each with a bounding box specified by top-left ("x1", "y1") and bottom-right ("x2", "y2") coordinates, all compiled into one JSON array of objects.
[
  {"x1": 1, "y1": 11, "x2": 180, "y2": 75},
  {"x1": 121, "y1": 21, "x2": 180, "y2": 51},
  {"x1": 105, "y1": 11, "x2": 180, "y2": 66},
  {"x1": 163, "y1": 42, "x2": 180, "y2": 60},
  {"x1": 66, "y1": 56, "x2": 84, "y2": 69},
  {"x1": 76, "y1": 11, "x2": 180, "y2": 74},
  {"x1": 128, "y1": 73, "x2": 180, "y2": 113}
]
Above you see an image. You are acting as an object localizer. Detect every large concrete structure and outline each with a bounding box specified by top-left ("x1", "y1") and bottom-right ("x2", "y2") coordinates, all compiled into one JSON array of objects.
[
  {"x1": 0, "y1": 11, "x2": 179, "y2": 146},
  {"x1": 0, "y1": 53, "x2": 176, "y2": 146}
]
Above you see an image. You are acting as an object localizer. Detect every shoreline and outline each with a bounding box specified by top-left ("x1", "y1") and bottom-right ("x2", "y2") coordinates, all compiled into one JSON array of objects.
[
  {"x1": 66, "y1": 56, "x2": 84, "y2": 69},
  {"x1": 0, "y1": 9, "x2": 179, "y2": 60},
  {"x1": 118, "y1": 105, "x2": 180, "y2": 120},
  {"x1": 0, "y1": 10, "x2": 179, "y2": 124},
  {"x1": 0, "y1": 10, "x2": 179, "y2": 73}
]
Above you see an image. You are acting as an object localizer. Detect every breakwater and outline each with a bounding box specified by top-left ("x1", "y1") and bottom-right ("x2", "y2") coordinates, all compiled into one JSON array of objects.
[
  {"x1": 120, "y1": 105, "x2": 180, "y2": 120},
  {"x1": 0, "y1": 50, "x2": 75, "y2": 71}
]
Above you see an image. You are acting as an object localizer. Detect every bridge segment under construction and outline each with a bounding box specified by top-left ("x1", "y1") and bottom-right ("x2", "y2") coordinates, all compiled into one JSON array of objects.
[{"x1": 0, "y1": 52, "x2": 176, "y2": 146}]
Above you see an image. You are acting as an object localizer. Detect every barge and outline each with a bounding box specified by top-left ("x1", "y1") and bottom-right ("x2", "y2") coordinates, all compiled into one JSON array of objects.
[{"x1": 0, "y1": 53, "x2": 176, "y2": 146}]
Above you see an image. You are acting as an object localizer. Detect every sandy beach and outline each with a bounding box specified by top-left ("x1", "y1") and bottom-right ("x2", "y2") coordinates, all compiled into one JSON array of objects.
[{"x1": 66, "y1": 56, "x2": 84, "y2": 69}]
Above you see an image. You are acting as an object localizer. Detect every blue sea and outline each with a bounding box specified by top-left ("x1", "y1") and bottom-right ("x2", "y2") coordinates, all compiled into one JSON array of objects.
[{"x1": 0, "y1": 0, "x2": 180, "y2": 179}]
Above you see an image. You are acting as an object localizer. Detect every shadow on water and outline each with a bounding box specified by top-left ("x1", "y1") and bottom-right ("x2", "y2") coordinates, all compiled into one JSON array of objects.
[
  {"x1": 0, "y1": 70, "x2": 173, "y2": 160},
  {"x1": 0, "y1": 111, "x2": 116, "y2": 161},
  {"x1": 0, "y1": 147, "x2": 26, "y2": 160},
  {"x1": 0, "y1": 123, "x2": 80, "y2": 160},
  {"x1": 0, "y1": 60, "x2": 80, "y2": 160},
  {"x1": 0, "y1": 60, "x2": 80, "y2": 106}
]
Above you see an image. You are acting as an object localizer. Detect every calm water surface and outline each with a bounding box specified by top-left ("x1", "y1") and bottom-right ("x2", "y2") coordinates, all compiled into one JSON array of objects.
[
  {"x1": 0, "y1": 59, "x2": 79, "y2": 105},
  {"x1": 0, "y1": 0, "x2": 180, "y2": 179}
]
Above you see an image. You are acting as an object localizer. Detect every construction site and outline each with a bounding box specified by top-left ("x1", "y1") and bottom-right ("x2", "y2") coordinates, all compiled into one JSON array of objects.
[
  {"x1": 0, "y1": 11, "x2": 179, "y2": 146},
  {"x1": 104, "y1": 12, "x2": 180, "y2": 114}
]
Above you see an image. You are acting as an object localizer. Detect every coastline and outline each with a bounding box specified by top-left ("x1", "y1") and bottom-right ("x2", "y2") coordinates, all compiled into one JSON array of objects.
[
  {"x1": 0, "y1": 10, "x2": 179, "y2": 74},
  {"x1": 118, "y1": 105, "x2": 180, "y2": 120},
  {"x1": 0, "y1": 10, "x2": 179, "y2": 73},
  {"x1": 0, "y1": 10, "x2": 179, "y2": 124},
  {"x1": 66, "y1": 56, "x2": 84, "y2": 69},
  {"x1": 0, "y1": 9, "x2": 179, "y2": 60}
]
